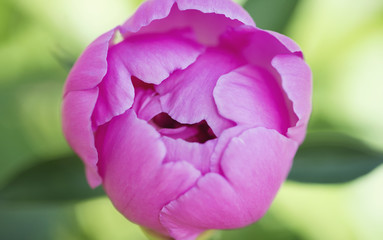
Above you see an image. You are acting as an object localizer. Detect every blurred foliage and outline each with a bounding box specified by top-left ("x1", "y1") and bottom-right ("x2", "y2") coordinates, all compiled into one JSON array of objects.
[
  {"x1": 220, "y1": 211, "x2": 302, "y2": 240},
  {"x1": 0, "y1": 204, "x2": 87, "y2": 240},
  {"x1": 272, "y1": 166, "x2": 383, "y2": 240},
  {"x1": 75, "y1": 198, "x2": 148, "y2": 240},
  {"x1": 285, "y1": 0, "x2": 383, "y2": 150},
  {"x1": 0, "y1": 0, "x2": 382, "y2": 239},
  {"x1": 288, "y1": 131, "x2": 383, "y2": 183},
  {"x1": 0, "y1": 155, "x2": 105, "y2": 204},
  {"x1": 244, "y1": 0, "x2": 299, "y2": 32}
]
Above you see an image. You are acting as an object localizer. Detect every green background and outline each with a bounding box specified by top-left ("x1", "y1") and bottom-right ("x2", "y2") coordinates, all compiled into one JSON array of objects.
[{"x1": 1, "y1": 0, "x2": 382, "y2": 239}]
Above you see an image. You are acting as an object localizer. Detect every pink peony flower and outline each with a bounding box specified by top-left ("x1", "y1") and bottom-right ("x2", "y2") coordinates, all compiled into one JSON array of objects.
[{"x1": 62, "y1": 0, "x2": 312, "y2": 239}]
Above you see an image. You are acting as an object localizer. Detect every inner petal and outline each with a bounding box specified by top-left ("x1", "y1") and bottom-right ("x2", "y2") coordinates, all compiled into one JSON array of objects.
[
  {"x1": 156, "y1": 47, "x2": 244, "y2": 136},
  {"x1": 92, "y1": 29, "x2": 204, "y2": 127},
  {"x1": 150, "y1": 112, "x2": 216, "y2": 144},
  {"x1": 131, "y1": 77, "x2": 162, "y2": 122}
]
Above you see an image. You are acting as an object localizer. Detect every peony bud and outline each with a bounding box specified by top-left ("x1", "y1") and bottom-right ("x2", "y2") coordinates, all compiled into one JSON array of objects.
[{"x1": 62, "y1": 0, "x2": 312, "y2": 239}]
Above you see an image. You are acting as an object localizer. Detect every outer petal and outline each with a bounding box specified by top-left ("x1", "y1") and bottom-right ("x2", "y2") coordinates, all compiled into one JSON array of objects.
[
  {"x1": 221, "y1": 26, "x2": 293, "y2": 70},
  {"x1": 220, "y1": 128, "x2": 298, "y2": 215},
  {"x1": 92, "y1": 30, "x2": 204, "y2": 127},
  {"x1": 62, "y1": 88, "x2": 101, "y2": 187},
  {"x1": 96, "y1": 110, "x2": 201, "y2": 235},
  {"x1": 272, "y1": 54, "x2": 312, "y2": 143},
  {"x1": 176, "y1": 0, "x2": 255, "y2": 26},
  {"x1": 220, "y1": 27, "x2": 312, "y2": 141},
  {"x1": 92, "y1": 51, "x2": 134, "y2": 128},
  {"x1": 156, "y1": 48, "x2": 243, "y2": 135},
  {"x1": 160, "y1": 128, "x2": 297, "y2": 239},
  {"x1": 62, "y1": 29, "x2": 116, "y2": 187},
  {"x1": 214, "y1": 65, "x2": 291, "y2": 134},
  {"x1": 120, "y1": 0, "x2": 254, "y2": 45},
  {"x1": 209, "y1": 125, "x2": 251, "y2": 174},
  {"x1": 63, "y1": 29, "x2": 116, "y2": 95},
  {"x1": 160, "y1": 173, "x2": 245, "y2": 240}
]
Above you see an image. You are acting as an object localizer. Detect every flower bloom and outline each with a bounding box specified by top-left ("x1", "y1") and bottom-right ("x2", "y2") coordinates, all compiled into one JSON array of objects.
[{"x1": 62, "y1": 0, "x2": 312, "y2": 239}]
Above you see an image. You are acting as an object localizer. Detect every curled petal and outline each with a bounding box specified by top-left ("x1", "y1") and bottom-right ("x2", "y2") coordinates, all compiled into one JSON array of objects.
[
  {"x1": 64, "y1": 29, "x2": 116, "y2": 95},
  {"x1": 62, "y1": 28, "x2": 117, "y2": 187},
  {"x1": 132, "y1": 86, "x2": 163, "y2": 122},
  {"x1": 175, "y1": 0, "x2": 255, "y2": 26},
  {"x1": 214, "y1": 65, "x2": 291, "y2": 134},
  {"x1": 116, "y1": 30, "x2": 204, "y2": 85},
  {"x1": 121, "y1": 0, "x2": 254, "y2": 45},
  {"x1": 221, "y1": 26, "x2": 293, "y2": 69},
  {"x1": 220, "y1": 27, "x2": 311, "y2": 141},
  {"x1": 161, "y1": 137, "x2": 217, "y2": 174},
  {"x1": 156, "y1": 48, "x2": 242, "y2": 135},
  {"x1": 272, "y1": 54, "x2": 312, "y2": 143},
  {"x1": 266, "y1": 30, "x2": 303, "y2": 58}
]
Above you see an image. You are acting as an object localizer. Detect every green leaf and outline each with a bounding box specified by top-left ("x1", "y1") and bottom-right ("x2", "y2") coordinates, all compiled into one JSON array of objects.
[
  {"x1": 243, "y1": 0, "x2": 300, "y2": 33},
  {"x1": 52, "y1": 46, "x2": 77, "y2": 72},
  {"x1": 0, "y1": 204, "x2": 90, "y2": 240},
  {"x1": 0, "y1": 154, "x2": 105, "y2": 204},
  {"x1": 288, "y1": 131, "x2": 383, "y2": 183}
]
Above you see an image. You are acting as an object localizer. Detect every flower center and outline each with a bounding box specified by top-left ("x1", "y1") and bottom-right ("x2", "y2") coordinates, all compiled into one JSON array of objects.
[{"x1": 149, "y1": 112, "x2": 216, "y2": 143}]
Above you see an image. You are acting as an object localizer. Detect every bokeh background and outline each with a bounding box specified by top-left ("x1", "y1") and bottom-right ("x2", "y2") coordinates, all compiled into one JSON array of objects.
[{"x1": 1, "y1": 0, "x2": 382, "y2": 239}]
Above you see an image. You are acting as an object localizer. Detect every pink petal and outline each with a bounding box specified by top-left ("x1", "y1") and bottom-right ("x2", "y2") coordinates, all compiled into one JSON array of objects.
[
  {"x1": 92, "y1": 30, "x2": 204, "y2": 127},
  {"x1": 161, "y1": 137, "x2": 217, "y2": 174},
  {"x1": 116, "y1": 30, "x2": 204, "y2": 85},
  {"x1": 214, "y1": 65, "x2": 292, "y2": 134},
  {"x1": 120, "y1": 0, "x2": 174, "y2": 34},
  {"x1": 62, "y1": 88, "x2": 101, "y2": 187},
  {"x1": 272, "y1": 54, "x2": 312, "y2": 143},
  {"x1": 221, "y1": 26, "x2": 293, "y2": 70},
  {"x1": 209, "y1": 125, "x2": 252, "y2": 174},
  {"x1": 160, "y1": 173, "x2": 243, "y2": 239},
  {"x1": 220, "y1": 27, "x2": 312, "y2": 140},
  {"x1": 63, "y1": 29, "x2": 116, "y2": 95},
  {"x1": 156, "y1": 48, "x2": 243, "y2": 135},
  {"x1": 96, "y1": 110, "x2": 201, "y2": 235},
  {"x1": 159, "y1": 127, "x2": 199, "y2": 141},
  {"x1": 92, "y1": 51, "x2": 134, "y2": 127},
  {"x1": 120, "y1": 0, "x2": 254, "y2": 45},
  {"x1": 132, "y1": 87, "x2": 163, "y2": 122},
  {"x1": 220, "y1": 128, "x2": 298, "y2": 216},
  {"x1": 160, "y1": 128, "x2": 297, "y2": 239},
  {"x1": 176, "y1": 0, "x2": 255, "y2": 26},
  {"x1": 266, "y1": 30, "x2": 303, "y2": 58}
]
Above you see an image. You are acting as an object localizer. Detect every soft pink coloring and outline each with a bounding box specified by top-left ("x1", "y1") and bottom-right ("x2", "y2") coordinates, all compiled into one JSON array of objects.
[{"x1": 62, "y1": 0, "x2": 312, "y2": 239}]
